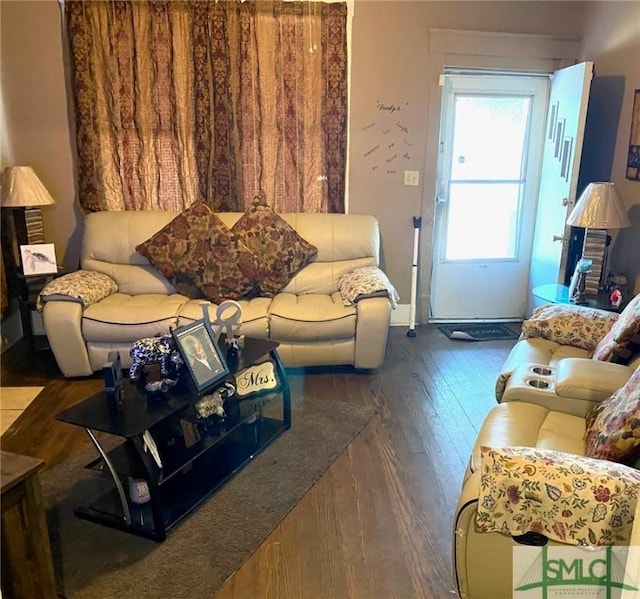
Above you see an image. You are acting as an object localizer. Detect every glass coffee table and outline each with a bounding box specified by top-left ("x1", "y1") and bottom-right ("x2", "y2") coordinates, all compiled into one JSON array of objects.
[{"x1": 57, "y1": 337, "x2": 290, "y2": 541}]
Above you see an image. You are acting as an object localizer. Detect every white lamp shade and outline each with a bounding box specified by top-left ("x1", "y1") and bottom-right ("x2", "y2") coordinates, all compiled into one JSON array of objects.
[
  {"x1": 1, "y1": 166, "x2": 55, "y2": 208},
  {"x1": 566, "y1": 182, "x2": 630, "y2": 229}
]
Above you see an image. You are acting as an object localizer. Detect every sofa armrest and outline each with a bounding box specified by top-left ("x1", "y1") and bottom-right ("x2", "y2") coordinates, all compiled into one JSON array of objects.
[
  {"x1": 37, "y1": 270, "x2": 118, "y2": 311},
  {"x1": 555, "y1": 358, "x2": 633, "y2": 402},
  {"x1": 42, "y1": 301, "x2": 93, "y2": 377},
  {"x1": 454, "y1": 470, "x2": 521, "y2": 599},
  {"x1": 354, "y1": 296, "x2": 391, "y2": 369}
]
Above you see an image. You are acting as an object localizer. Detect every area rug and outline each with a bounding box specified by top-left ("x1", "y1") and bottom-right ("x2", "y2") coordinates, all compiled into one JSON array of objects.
[
  {"x1": 438, "y1": 323, "x2": 520, "y2": 341},
  {"x1": 41, "y1": 397, "x2": 376, "y2": 599}
]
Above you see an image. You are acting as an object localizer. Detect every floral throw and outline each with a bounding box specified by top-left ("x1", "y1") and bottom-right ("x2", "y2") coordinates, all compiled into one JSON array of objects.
[
  {"x1": 231, "y1": 198, "x2": 318, "y2": 296},
  {"x1": 584, "y1": 367, "x2": 640, "y2": 464},
  {"x1": 477, "y1": 446, "x2": 640, "y2": 546},
  {"x1": 520, "y1": 304, "x2": 618, "y2": 351},
  {"x1": 592, "y1": 294, "x2": 640, "y2": 363},
  {"x1": 37, "y1": 270, "x2": 118, "y2": 311},
  {"x1": 337, "y1": 266, "x2": 399, "y2": 309}
]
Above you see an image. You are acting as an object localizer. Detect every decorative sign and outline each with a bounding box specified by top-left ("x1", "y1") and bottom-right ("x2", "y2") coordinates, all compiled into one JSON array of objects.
[
  {"x1": 234, "y1": 360, "x2": 279, "y2": 398},
  {"x1": 360, "y1": 99, "x2": 414, "y2": 178}
]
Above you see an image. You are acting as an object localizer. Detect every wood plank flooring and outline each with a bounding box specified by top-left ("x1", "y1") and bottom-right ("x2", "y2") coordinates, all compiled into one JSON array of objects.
[{"x1": 0, "y1": 323, "x2": 520, "y2": 598}]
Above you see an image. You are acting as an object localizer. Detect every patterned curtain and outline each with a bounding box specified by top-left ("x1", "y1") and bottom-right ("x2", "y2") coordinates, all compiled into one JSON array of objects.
[{"x1": 64, "y1": 0, "x2": 347, "y2": 213}]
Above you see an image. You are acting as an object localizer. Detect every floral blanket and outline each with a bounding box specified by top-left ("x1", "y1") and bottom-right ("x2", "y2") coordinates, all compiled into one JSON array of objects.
[
  {"x1": 476, "y1": 446, "x2": 640, "y2": 546},
  {"x1": 37, "y1": 270, "x2": 118, "y2": 311},
  {"x1": 337, "y1": 266, "x2": 399, "y2": 309}
]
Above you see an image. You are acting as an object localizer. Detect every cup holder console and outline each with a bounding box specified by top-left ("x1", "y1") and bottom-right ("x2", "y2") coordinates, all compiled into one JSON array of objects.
[
  {"x1": 531, "y1": 366, "x2": 553, "y2": 376},
  {"x1": 528, "y1": 379, "x2": 550, "y2": 389},
  {"x1": 503, "y1": 364, "x2": 560, "y2": 404}
]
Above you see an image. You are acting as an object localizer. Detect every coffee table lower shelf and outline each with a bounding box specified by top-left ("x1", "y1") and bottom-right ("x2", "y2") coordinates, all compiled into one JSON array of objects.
[{"x1": 76, "y1": 417, "x2": 287, "y2": 541}]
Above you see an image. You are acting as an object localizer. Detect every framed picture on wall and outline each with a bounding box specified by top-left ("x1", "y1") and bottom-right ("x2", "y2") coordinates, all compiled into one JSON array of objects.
[{"x1": 626, "y1": 88, "x2": 640, "y2": 181}]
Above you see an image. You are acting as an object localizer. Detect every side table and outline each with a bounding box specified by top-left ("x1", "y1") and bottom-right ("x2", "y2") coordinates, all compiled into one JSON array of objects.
[
  {"x1": 17, "y1": 268, "x2": 64, "y2": 351},
  {"x1": 532, "y1": 283, "x2": 629, "y2": 313},
  {"x1": 1, "y1": 451, "x2": 57, "y2": 599}
]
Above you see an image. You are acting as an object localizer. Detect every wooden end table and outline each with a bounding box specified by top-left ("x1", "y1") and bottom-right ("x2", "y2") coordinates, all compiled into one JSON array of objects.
[{"x1": 1, "y1": 451, "x2": 57, "y2": 599}]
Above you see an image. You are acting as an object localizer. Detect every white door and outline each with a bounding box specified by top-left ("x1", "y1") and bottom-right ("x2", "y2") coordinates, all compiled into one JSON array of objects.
[
  {"x1": 529, "y1": 62, "x2": 594, "y2": 303},
  {"x1": 430, "y1": 73, "x2": 549, "y2": 320}
]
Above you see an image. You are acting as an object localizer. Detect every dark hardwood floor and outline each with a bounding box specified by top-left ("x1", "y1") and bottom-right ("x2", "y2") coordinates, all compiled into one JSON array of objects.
[{"x1": 0, "y1": 323, "x2": 520, "y2": 598}]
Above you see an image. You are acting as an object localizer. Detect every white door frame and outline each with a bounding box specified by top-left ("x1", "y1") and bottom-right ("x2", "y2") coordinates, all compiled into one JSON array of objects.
[
  {"x1": 419, "y1": 29, "x2": 581, "y2": 324},
  {"x1": 430, "y1": 72, "x2": 549, "y2": 321}
]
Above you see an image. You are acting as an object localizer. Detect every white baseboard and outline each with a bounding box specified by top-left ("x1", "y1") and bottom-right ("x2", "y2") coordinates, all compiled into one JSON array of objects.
[{"x1": 390, "y1": 304, "x2": 411, "y2": 326}]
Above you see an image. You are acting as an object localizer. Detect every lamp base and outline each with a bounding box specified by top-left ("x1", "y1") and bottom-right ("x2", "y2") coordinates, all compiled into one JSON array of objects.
[{"x1": 7, "y1": 206, "x2": 46, "y2": 268}]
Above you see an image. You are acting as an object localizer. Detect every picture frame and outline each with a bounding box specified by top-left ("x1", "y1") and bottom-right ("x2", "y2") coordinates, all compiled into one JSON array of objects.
[
  {"x1": 20, "y1": 243, "x2": 58, "y2": 276},
  {"x1": 172, "y1": 319, "x2": 230, "y2": 393},
  {"x1": 626, "y1": 88, "x2": 640, "y2": 181}
]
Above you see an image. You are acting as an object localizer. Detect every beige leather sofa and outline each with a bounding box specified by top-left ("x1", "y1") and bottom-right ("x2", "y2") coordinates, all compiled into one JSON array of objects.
[
  {"x1": 454, "y1": 392, "x2": 640, "y2": 599},
  {"x1": 41, "y1": 211, "x2": 395, "y2": 377},
  {"x1": 495, "y1": 297, "x2": 640, "y2": 404},
  {"x1": 454, "y1": 295, "x2": 640, "y2": 598}
]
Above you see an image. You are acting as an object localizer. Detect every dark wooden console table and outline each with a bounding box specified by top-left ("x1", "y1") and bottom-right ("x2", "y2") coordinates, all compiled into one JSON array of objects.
[{"x1": 57, "y1": 338, "x2": 290, "y2": 541}]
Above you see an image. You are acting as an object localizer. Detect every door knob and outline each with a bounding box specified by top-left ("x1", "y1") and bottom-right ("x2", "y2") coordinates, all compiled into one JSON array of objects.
[
  {"x1": 561, "y1": 197, "x2": 568, "y2": 207},
  {"x1": 552, "y1": 234, "x2": 564, "y2": 242}
]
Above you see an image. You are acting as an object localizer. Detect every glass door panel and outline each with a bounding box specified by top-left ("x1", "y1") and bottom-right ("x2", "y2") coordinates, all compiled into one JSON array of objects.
[
  {"x1": 445, "y1": 182, "x2": 521, "y2": 260},
  {"x1": 450, "y1": 95, "x2": 531, "y2": 181}
]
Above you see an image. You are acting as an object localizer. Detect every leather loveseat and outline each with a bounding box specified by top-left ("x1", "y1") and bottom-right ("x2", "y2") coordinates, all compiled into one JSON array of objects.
[
  {"x1": 453, "y1": 297, "x2": 640, "y2": 599},
  {"x1": 40, "y1": 209, "x2": 398, "y2": 377},
  {"x1": 453, "y1": 387, "x2": 640, "y2": 599},
  {"x1": 495, "y1": 295, "x2": 640, "y2": 405}
]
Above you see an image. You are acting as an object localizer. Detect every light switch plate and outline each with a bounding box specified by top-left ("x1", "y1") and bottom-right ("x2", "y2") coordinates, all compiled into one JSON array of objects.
[{"x1": 404, "y1": 170, "x2": 419, "y2": 186}]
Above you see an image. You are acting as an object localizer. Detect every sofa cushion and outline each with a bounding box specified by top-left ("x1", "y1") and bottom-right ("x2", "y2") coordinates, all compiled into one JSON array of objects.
[
  {"x1": 584, "y1": 367, "x2": 640, "y2": 465},
  {"x1": 520, "y1": 304, "x2": 618, "y2": 351},
  {"x1": 82, "y1": 293, "x2": 188, "y2": 342},
  {"x1": 135, "y1": 201, "x2": 261, "y2": 303},
  {"x1": 231, "y1": 199, "x2": 318, "y2": 297},
  {"x1": 592, "y1": 294, "x2": 640, "y2": 363},
  {"x1": 470, "y1": 402, "x2": 586, "y2": 474},
  {"x1": 269, "y1": 292, "x2": 357, "y2": 341},
  {"x1": 476, "y1": 446, "x2": 640, "y2": 546}
]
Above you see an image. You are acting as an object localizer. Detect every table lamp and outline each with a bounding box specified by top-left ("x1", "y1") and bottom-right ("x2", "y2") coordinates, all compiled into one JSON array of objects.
[
  {"x1": 1, "y1": 166, "x2": 56, "y2": 267},
  {"x1": 566, "y1": 182, "x2": 630, "y2": 301}
]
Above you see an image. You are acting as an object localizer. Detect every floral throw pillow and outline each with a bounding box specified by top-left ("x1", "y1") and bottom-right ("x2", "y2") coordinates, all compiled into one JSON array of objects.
[
  {"x1": 477, "y1": 446, "x2": 640, "y2": 546},
  {"x1": 584, "y1": 367, "x2": 640, "y2": 464},
  {"x1": 136, "y1": 201, "x2": 260, "y2": 303},
  {"x1": 520, "y1": 303, "x2": 618, "y2": 351},
  {"x1": 592, "y1": 294, "x2": 640, "y2": 363},
  {"x1": 231, "y1": 198, "x2": 318, "y2": 296}
]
